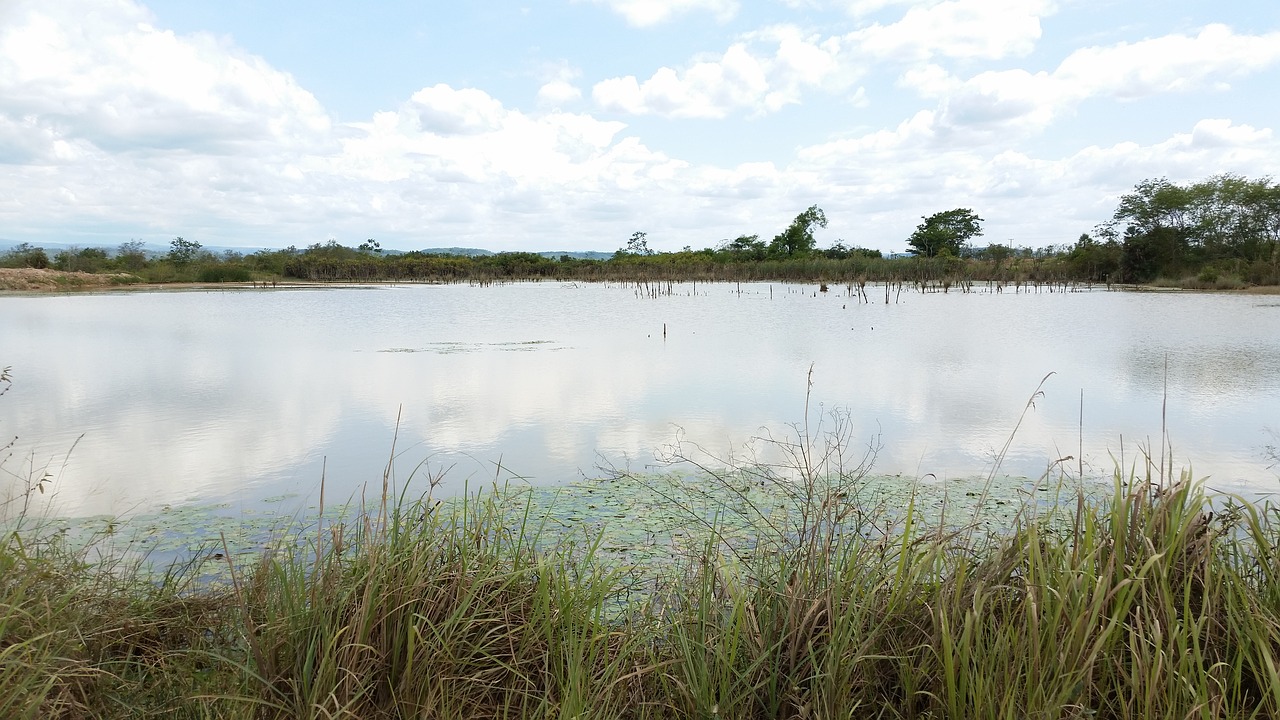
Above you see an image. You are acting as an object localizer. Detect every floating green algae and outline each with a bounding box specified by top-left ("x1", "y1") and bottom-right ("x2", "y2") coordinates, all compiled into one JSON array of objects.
[
  {"x1": 489, "y1": 470, "x2": 1106, "y2": 572},
  {"x1": 3, "y1": 470, "x2": 1106, "y2": 589}
]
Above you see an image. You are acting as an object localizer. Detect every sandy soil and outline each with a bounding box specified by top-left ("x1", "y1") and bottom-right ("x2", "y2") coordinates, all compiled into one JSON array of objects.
[
  {"x1": 0, "y1": 268, "x2": 300, "y2": 293},
  {"x1": 1239, "y1": 285, "x2": 1280, "y2": 294},
  {"x1": 0, "y1": 268, "x2": 137, "y2": 292}
]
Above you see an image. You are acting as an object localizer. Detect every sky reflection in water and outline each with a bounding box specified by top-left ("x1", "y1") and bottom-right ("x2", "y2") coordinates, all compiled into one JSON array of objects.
[{"x1": 2, "y1": 283, "x2": 1278, "y2": 518}]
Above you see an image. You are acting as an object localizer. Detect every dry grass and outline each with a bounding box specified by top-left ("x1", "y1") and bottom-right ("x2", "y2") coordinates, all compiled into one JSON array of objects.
[{"x1": 0, "y1": 268, "x2": 141, "y2": 292}]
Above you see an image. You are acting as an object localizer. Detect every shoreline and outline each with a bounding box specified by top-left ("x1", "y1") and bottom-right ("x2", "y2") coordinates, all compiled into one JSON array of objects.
[
  {"x1": 4, "y1": 267, "x2": 1280, "y2": 295},
  {"x1": 6, "y1": 475, "x2": 1280, "y2": 718},
  {"x1": 0, "y1": 268, "x2": 353, "y2": 294}
]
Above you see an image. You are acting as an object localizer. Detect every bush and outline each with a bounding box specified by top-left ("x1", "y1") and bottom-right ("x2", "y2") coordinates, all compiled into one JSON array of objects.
[
  {"x1": 1245, "y1": 260, "x2": 1280, "y2": 286},
  {"x1": 53, "y1": 247, "x2": 109, "y2": 273},
  {"x1": 1, "y1": 244, "x2": 49, "y2": 269},
  {"x1": 197, "y1": 266, "x2": 252, "y2": 283}
]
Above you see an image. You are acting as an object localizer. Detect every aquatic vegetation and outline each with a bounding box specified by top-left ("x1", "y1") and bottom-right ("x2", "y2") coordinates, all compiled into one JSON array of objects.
[
  {"x1": 7, "y1": 458, "x2": 1280, "y2": 718},
  {"x1": 6, "y1": 394, "x2": 1280, "y2": 719},
  {"x1": 0, "y1": 368, "x2": 1270, "y2": 717}
]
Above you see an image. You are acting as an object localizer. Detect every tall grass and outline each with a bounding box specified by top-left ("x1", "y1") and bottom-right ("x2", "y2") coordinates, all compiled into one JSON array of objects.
[
  {"x1": 5, "y1": 419, "x2": 1280, "y2": 717},
  {"x1": 0, "y1": 529, "x2": 244, "y2": 718}
]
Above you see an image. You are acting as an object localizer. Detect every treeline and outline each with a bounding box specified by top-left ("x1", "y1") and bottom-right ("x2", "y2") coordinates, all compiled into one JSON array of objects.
[
  {"x1": 1098, "y1": 174, "x2": 1280, "y2": 284},
  {"x1": 0, "y1": 239, "x2": 297, "y2": 284},
  {"x1": 4, "y1": 174, "x2": 1277, "y2": 288}
]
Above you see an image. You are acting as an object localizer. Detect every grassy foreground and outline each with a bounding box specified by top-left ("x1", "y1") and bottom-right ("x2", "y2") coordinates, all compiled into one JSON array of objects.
[{"x1": 5, "y1": 463, "x2": 1280, "y2": 720}]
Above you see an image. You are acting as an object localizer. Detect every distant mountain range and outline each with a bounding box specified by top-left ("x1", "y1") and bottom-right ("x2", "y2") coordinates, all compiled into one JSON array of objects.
[
  {"x1": 412, "y1": 248, "x2": 613, "y2": 261},
  {"x1": 538, "y1": 250, "x2": 613, "y2": 261},
  {"x1": 0, "y1": 239, "x2": 613, "y2": 261}
]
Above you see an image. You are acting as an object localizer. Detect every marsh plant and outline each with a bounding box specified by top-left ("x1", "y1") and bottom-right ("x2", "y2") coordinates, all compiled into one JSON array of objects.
[{"x1": 5, "y1": 377, "x2": 1280, "y2": 717}]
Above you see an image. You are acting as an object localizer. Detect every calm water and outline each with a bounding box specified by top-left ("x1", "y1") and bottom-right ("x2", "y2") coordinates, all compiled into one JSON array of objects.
[{"x1": 2, "y1": 282, "x2": 1278, "y2": 517}]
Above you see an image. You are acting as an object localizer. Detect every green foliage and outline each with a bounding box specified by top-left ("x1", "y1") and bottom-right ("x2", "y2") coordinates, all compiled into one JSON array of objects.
[
  {"x1": 768, "y1": 204, "x2": 827, "y2": 258},
  {"x1": 1111, "y1": 174, "x2": 1280, "y2": 281},
  {"x1": 1065, "y1": 233, "x2": 1122, "y2": 282},
  {"x1": 52, "y1": 247, "x2": 108, "y2": 273},
  {"x1": 113, "y1": 240, "x2": 148, "y2": 271},
  {"x1": 616, "y1": 231, "x2": 654, "y2": 258},
  {"x1": 245, "y1": 247, "x2": 298, "y2": 276},
  {"x1": 907, "y1": 208, "x2": 985, "y2": 257},
  {"x1": 822, "y1": 241, "x2": 881, "y2": 260},
  {"x1": 166, "y1": 237, "x2": 203, "y2": 265},
  {"x1": 1, "y1": 243, "x2": 50, "y2": 269},
  {"x1": 719, "y1": 234, "x2": 766, "y2": 261},
  {"x1": 979, "y1": 242, "x2": 1013, "y2": 264},
  {"x1": 6, "y1": 178, "x2": 1278, "y2": 290},
  {"x1": 7, "y1": 449, "x2": 1280, "y2": 717},
  {"x1": 197, "y1": 265, "x2": 252, "y2": 283}
]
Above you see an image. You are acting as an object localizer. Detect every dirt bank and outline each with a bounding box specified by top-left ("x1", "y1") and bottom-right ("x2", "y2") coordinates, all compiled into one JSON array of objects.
[{"x1": 0, "y1": 268, "x2": 140, "y2": 292}]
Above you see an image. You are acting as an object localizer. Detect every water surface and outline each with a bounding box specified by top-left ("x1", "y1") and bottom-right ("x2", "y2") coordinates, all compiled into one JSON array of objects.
[{"x1": 2, "y1": 282, "x2": 1278, "y2": 517}]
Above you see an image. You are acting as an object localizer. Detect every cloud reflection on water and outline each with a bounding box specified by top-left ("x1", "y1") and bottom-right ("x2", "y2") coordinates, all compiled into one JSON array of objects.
[{"x1": 2, "y1": 284, "x2": 1278, "y2": 518}]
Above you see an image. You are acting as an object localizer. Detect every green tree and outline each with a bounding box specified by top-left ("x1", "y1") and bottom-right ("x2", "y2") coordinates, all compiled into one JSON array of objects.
[
  {"x1": 768, "y1": 205, "x2": 827, "y2": 258},
  {"x1": 115, "y1": 240, "x2": 148, "y2": 271},
  {"x1": 53, "y1": 247, "x2": 108, "y2": 273},
  {"x1": 306, "y1": 240, "x2": 362, "y2": 260},
  {"x1": 906, "y1": 208, "x2": 984, "y2": 257},
  {"x1": 1113, "y1": 178, "x2": 1194, "y2": 237},
  {"x1": 1111, "y1": 175, "x2": 1280, "y2": 280},
  {"x1": 822, "y1": 241, "x2": 882, "y2": 260},
  {"x1": 616, "y1": 231, "x2": 653, "y2": 257},
  {"x1": 976, "y1": 242, "x2": 1014, "y2": 271},
  {"x1": 1066, "y1": 233, "x2": 1121, "y2": 282},
  {"x1": 167, "y1": 237, "x2": 203, "y2": 265},
  {"x1": 719, "y1": 234, "x2": 766, "y2": 260},
  {"x1": 2, "y1": 243, "x2": 49, "y2": 269}
]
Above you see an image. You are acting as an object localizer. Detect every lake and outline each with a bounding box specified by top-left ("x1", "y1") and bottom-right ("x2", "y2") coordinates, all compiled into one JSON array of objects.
[{"x1": 2, "y1": 282, "x2": 1278, "y2": 519}]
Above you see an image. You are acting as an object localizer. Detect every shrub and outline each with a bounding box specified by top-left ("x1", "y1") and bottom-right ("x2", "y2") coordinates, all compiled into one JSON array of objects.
[{"x1": 197, "y1": 266, "x2": 252, "y2": 283}]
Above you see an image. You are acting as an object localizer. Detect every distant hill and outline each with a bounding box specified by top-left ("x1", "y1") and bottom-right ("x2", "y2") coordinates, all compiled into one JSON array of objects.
[
  {"x1": 1, "y1": 240, "x2": 613, "y2": 261},
  {"x1": 0, "y1": 239, "x2": 121, "y2": 252},
  {"x1": 0, "y1": 239, "x2": 277, "y2": 257},
  {"x1": 415, "y1": 247, "x2": 495, "y2": 257},
  {"x1": 537, "y1": 251, "x2": 613, "y2": 261},
  {"x1": 415, "y1": 248, "x2": 613, "y2": 261}
]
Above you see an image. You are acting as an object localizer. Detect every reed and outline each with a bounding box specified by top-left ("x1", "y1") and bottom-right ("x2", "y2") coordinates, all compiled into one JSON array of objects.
[{"x1": 5, "y1": 423, "x2": 1280, "y2": 718}]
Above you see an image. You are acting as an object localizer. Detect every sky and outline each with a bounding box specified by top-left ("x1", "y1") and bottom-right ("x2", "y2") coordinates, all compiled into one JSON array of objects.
[{"x1": 1, "y1": 0, "x2": 1278, "y2": 254}]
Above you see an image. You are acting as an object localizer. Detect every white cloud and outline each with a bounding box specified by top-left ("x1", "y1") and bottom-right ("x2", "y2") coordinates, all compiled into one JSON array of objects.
[
  {"x1": 537, "y1": 80, "x2": 584, "y2": 107},
  {"x1": 798, "y1": 110, "x2": 939, "y2": 162},
  {"x1": 933, "y1": 68, "x2": 1058, "y2": 134},
  {"x1": 1054, "y1": 24, "x2": 1280, "y2": 100},
  {"x1": 1, "y1": 0, "x2": 1278, "y2": 259},
  {"x1": 839, "y1": 0, "x2": 940, "y2": 16},
  {"x1": 899, "y1": 63, "x2": 957, "y2": 96},
  {"x1": 0, "y1": 1, "x2": 715, "y2": 248},
  {"x1": 593, "y1": 46, "x2": 768, "y2": 118},
  {"x1": 851, "y1": 0, "x2": 1055, "y2": 62},
  {"x1": 592, "y1": 27, "x2": 849, "y2": 117},
  {"x1": 588, "y1": 0, "x2": 1059, "y2": 120},
  {"x1": 342, "y1": 91, "x2": 648, "y2": 188},
  {"x1": 405, "y1": 85, "x2": 508, "y2": 135},
  {"x1": 580, "y1": 0, "x2": 739, "y2": 26},
  {"x1": 1185, "y1": 118, "x2": 1272, "y2": 148},
  {"x1": 535, "y1": 64, "x2": 585, "y2": 108},
  {"x1": 0, "y1": 0, "x2": 330, "y2": 155},
  {"x1": 897, "y1": 24, "x2": 1280, "y2": 139},
  {"x1": 790, "y1": 117, "x2": 1279, "y2": 248},
  {"x1": 777, "y1": 0, "x2": 945, "y2": 16}
]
